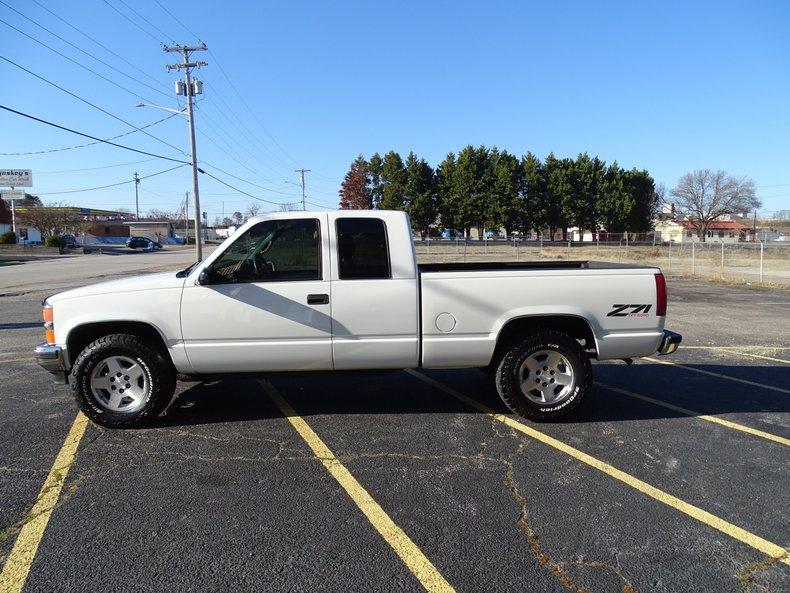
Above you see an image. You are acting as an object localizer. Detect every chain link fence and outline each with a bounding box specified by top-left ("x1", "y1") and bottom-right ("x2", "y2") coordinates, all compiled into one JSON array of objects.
[{"x1": 413, "y1": 238, "x2": 790, "y2": 286}]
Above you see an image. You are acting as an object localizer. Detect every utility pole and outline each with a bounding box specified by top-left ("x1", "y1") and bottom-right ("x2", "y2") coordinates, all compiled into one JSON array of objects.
[
  {"x1": 164, "y1": 43, "x2": 207, "y2": 260},
  {"x1": 184, "y1": 191, "x2": 189, "y2": 241},
  {"x1": 133, "y1": 172, "x2": 140, "y2": 219},
  {"x1": 295, "y1": 168, "x2": 311, "y2": 211}
]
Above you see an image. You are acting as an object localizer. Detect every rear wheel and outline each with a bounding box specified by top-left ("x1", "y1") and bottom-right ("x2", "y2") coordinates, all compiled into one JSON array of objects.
[
  {"x1": 70, "y1": 333, "x2": 176, "y2": 428},
  {"x1": 494, "y1": 329, "x2": 592, "y2": 420}
]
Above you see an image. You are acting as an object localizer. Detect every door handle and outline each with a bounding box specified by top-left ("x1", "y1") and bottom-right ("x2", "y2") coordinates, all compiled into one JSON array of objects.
[{"x1": 307, "y1": 293, "x2": 329, "y2": 305}]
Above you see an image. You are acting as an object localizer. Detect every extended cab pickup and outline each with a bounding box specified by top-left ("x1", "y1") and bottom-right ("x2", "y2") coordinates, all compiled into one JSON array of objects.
[{"x1": 34, "y1": 210, "x2": 681, "y2": 427}]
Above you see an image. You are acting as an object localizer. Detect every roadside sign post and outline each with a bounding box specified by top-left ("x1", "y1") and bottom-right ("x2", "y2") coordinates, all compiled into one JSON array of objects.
[
  {"x1": 1, "y1": 188, "x2": 27, "y2": 237},
  {"x1": 0, "y1": 170, "x2": 32, "y2": 240}
]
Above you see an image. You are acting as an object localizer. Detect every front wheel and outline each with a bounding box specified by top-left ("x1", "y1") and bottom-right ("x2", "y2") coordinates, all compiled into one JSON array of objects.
[
  {"x1": 70, "y1": 333, "x2": 176, "y2": 428},
  {"x1": 494, "y1": 329, "x2": 592, "y2": 421}
]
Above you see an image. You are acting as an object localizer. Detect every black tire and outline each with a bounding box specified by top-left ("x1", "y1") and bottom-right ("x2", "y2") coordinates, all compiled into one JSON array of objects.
[
  {"x1": 70, "y1": 333, "x2": 176, "y2": 428},
  {"x1": 494, "y1": 329, "x2": 592, "y2": 421}
]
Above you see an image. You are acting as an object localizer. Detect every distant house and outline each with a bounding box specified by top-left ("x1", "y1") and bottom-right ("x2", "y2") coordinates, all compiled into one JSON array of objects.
[{"x1": 654, "y1": 219, "x2": 752, "y2": 243}]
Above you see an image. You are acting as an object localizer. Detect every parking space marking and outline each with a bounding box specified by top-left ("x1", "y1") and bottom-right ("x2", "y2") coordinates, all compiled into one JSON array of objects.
[
  {"x1": 0, "y1": 358, "x2": 30, "y2": 365},
  {"x1": 674, "y1": 347, "x2": 790, "y2": 365},
  {"x1": 680, "y1": 346, "x2": 790, "y2": 350},
  {"x1": 596, "y1": 382, "x2": 790, "y2": 446},
  {"x1": 0, "y1": 412, "x2": 88, "y2": 593},
  {"x1": 407, "y1": 370, "x2": 790, "y2": 566},
  {"x1": 261, "y1": 380, "x2": 457, "y2": 593},
  {"x1": 722, "y1": 350, "x2": 790, "y2": 364},
  {"x1": 642, "y1": 357, "x2": 790, "y2": 395}
]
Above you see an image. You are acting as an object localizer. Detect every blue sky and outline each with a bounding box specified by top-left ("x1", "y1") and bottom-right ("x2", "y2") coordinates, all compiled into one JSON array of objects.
[{"x1": 1, "y1": 0, "x2": 789, "y2": 220}]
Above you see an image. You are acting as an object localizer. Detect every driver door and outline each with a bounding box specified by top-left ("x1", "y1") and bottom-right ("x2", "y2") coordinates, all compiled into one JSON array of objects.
[{"x1": 180, "y1": 215, "x2": 333, "y2": 373}]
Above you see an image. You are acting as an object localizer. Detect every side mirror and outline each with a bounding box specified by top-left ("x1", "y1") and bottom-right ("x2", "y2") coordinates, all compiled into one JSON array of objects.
[{"x1": 197, "y1": 268, "x2": 213, "y2": 285}]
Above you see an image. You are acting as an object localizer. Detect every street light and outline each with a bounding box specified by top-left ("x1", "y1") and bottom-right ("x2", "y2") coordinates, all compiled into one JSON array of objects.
[
  {"x1": 135, "y1": 102, "x2": 187, "y2": 116},
  {"x1": 135, "y1": 100, "x2": 202, "y2": 260}
]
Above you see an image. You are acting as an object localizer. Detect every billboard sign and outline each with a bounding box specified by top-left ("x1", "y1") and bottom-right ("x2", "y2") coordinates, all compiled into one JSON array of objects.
[
  {"x1": 0, "y1": 169, "x2": 33, "y2": 187},
  {"x1": 1, "y1": 190, "x2": 25, "y2": 200}
]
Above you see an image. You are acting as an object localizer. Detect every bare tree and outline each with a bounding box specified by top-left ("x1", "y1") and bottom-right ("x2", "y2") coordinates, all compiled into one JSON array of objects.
[
  {"x1": 19, "y1": 203, "x2": 78, "y2": 239},
  {"x1": 146, "y1": 208, "x2": 179, "y2": 222},
  {"x1": 244, "y1": 203, "x2": 261, "y2": 221},
  {"x1": 670, "y1": 169, "x2": 759, "y2": 241}
]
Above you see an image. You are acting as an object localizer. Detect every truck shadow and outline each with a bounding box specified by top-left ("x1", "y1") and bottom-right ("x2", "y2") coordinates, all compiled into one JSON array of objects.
[{"x1": 153, "y1": 364, "x2": 790, "y2": 428}]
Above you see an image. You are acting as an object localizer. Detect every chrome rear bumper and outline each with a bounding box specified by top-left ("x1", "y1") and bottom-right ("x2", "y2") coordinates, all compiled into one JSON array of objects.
[
  {"x1": 657, "y1": 330, "x2": 682, "y2": 355},
  {"x1": 33, "y1": 342, "x2": 69, "y2": 384}
]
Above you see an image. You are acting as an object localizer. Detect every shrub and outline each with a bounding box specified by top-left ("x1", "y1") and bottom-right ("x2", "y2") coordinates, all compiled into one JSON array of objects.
[
  {"x1": 0, "y1": 230, "x2": 17, "y2": 244},
  {"x1": 45, "y1": 236, "x2": 66, "y2": 249}
]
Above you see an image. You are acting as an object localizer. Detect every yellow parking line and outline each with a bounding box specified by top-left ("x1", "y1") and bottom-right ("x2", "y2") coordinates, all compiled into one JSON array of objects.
[
  {"x1": 642, "y1": 357, "x2": 790, "y2": 395},
  {"x1": 596, "y1": 382, "x2": 790, "y2": 446},
  {"x1": 0, "y1": 413, "x2": 89, "y2": 593},
  {"x1": 680, "y1": 346, "x2": 790, "y2": 350},
  {"x1": 261, "y1": 380, "x2": 456, "y2": 593},
  {"x1": 406, "y1": 370, "x2": 790, "y2": 566},
  {"x1": 0, "y1": 358, "x2": 30, "y2": 365},
  {"x1": 677, "y1": 346, "x2": 790, "y2": 364},
  {"x1": 722, "y1": 351, "x2": 790, "y2": 365}
]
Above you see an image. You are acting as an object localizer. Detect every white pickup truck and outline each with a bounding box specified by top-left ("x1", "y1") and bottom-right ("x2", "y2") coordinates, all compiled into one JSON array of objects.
[{"x1": 34, "y1": 210, "x2": 680, "y2": 427}]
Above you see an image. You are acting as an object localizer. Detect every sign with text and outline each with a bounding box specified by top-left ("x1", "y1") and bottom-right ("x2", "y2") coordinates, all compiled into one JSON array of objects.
[
  {"x1": 0, "y1": 169, "x2": 33, "y2": 187},
  {"x1": 1, "y1": 190, "x2": 25, "y2": 200}
]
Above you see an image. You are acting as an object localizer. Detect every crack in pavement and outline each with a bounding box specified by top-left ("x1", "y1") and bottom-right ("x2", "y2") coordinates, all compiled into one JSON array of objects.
[
  {"x1": 739, "y1": 550, "x2": 790, "y2": 592},
  {"x1": 501, "y1": 432, "x2": 638, "y2": 593}
]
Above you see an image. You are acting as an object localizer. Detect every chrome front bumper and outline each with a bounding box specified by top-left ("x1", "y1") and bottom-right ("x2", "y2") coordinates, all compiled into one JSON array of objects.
[
  {"x1": 657, "y1": 330, "x2": 682, "y2": 355},
  {"x1": 33, "y1": 342, "x2": 69, "y2": 384}
]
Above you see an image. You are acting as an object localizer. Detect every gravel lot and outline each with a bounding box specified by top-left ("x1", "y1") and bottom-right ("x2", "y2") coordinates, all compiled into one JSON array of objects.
[{"x1": 0, "y1": 250, "x2": 788, "y2": 593}]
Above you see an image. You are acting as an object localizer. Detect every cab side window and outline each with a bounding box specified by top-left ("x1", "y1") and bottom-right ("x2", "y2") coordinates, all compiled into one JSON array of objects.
[
  {"x1": 210, "y1": 218, "x2": 321, "y2": 283},
  {"x1": 336, "y1": 218, "x2": 390, "y2": 279}
]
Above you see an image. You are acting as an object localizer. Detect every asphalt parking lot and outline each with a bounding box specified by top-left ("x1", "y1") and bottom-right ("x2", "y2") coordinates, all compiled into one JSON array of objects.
[{"x1": 0, "y1": 267, "x2": 788, "y2": 593}]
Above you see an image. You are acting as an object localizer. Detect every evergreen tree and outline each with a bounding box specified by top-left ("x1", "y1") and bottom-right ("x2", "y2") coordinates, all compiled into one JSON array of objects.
[
  {"x1": 521, "y1": 151, "x2": 547, "y2": 235},
  {"x1": 367, "y1": 152, "x2": 384, "y2": 209},
  {"x1": 379, "y1": 151, "x2": 407, "y2": 210},
  {"x1": 404, "y1": 152, "x2": 438, "y2": 237},
  {"x1": 543, "y1": 153, "x2": 570, "y2": 239},
  {"x1": 489, "y1": 148, "x2": 523, "y2": 235},
  {"x1": 338, "y1": 155, "x2": 372, "y2": 210},
  {"x1": 436, "y1": 152, "x2": 459, "y2": 233},
  {"x1": 453, "y1": 145, "x2": 493, "y2": 237}
]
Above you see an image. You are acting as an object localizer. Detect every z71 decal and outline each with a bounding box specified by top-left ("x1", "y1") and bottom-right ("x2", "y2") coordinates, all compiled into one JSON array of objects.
[{"x1": 607, "y1": 304, "x2": 652, "y2": 317}]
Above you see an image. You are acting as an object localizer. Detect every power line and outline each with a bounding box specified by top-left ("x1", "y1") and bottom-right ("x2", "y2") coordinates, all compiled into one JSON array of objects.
[
  {"x1": 0, "y1": 17, "x2": 158, "y2": 104},
  {"x1": 116, "y1": 0, "x2": 176, "y2": 43},
  {"x1": 201, "y1": 83, "x2": 295, "y2": 175},
  {"x1": 207, "y1": 50, "x2": 298, "y2": 167},
  {"x1": 36, "y1": 164, "x2": 188, "y2": 195},
  {"x1": 36, "y1": 156, "x2": 173, "y2": 175},
  {"x1": 198, "y1": 169, "x2": 282, "y2": 206},
  {"x1": 0, "y1": 54, "x2": 188, "y2": 156},
  {"x1": 0, "y1": 104, "x2": 190, "y2": 164},
  {"x1": 100, "y1": 0, "x2": 162, "y2": 44},
  {"x1": 152, "y1": 0, "x2": 201, "y2": 41},
  {"x1": 29, "y1": 0, "x2": 172, "y2": 94},
  {"x1": 199, "y1": 161, "x2": 301, "y2": 197},
  {"x1": 0, "y1": 113, "x2": 178, "y2": 156},
  {"x1": 0, "y1": 1, "x2": 171, "y2": 100}
]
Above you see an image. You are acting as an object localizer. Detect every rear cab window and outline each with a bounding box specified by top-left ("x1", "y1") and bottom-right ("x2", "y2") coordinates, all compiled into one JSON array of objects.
[{"x1": 336, "y1": 218, "x2": 390, "y2": 280}]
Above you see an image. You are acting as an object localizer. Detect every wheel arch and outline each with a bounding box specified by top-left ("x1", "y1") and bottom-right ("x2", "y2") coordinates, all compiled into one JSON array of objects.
[
  {"x1": 65, "y1": 321, "x2": 172, "y2": 369},
  {"x1": 491, "y1": 314, "x2": 598, "y2": 366}
]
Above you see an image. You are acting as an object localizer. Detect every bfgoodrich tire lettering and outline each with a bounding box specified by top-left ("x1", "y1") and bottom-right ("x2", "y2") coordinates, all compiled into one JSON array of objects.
[
  {"x1": 70, "y1": 333, "x2": 176, "y2": 428},
  {"x1": 494, "y1": 329, "x2": 592, "y2": 421}
]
